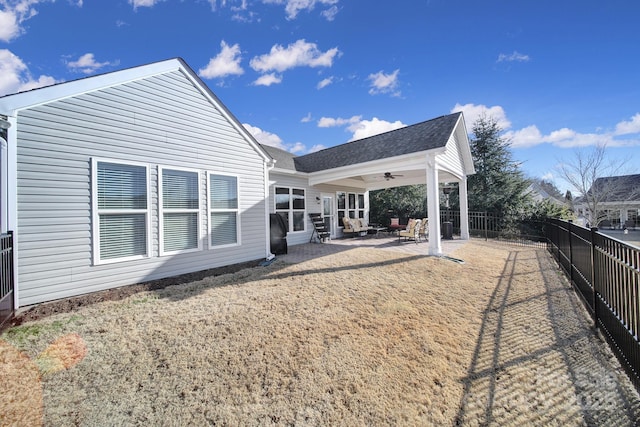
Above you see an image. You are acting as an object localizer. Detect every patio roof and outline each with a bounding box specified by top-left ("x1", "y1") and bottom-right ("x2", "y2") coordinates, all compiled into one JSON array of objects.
[
  {"x1": 263, "y1": 112, "x2": 474, "y2": 191},
  {"x1": 263, "y1": 111, "x2": 475, "y2": 256}
]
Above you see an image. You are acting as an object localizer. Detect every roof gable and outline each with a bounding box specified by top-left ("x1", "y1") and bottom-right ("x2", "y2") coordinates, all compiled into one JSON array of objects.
[{"x1": 0, "y1": 58, "x2": 272, "y2": 164}]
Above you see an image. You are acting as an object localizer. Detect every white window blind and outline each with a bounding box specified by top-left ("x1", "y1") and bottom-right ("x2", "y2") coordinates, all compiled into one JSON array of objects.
[
  {"x1": 96, "y1": 161, "x2": 148, "y2": 261},
  {"x1": 209, "y1": 174, "x2": 238, "y2": 246},
  {"x1": 160, "y1": 169, "x2": 200, "y2": 254}
]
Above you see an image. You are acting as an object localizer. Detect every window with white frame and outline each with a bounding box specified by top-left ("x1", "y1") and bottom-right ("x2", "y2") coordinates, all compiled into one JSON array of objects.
[
  {"x1": 209, "y1": 173, "x2": 239, "y2": 247},
  {"x1": 94, "y1": 160, "x2": 149, "y2": 263},
  {"x1": 275, "y1": 187, "x2": 305, "y2": 232},
  {"x1": 159, "y1": 167, "x2": 200, "y2": 255},
  {"x1": 344, "y1": 192, "x2": 365, "y2": 219},
  {"x1": 337, "y1": 191, "x2": 346, "y2": 224}
]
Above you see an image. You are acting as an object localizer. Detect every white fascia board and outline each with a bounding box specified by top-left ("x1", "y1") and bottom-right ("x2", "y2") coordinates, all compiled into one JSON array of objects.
[
  {"x1": 307, "y1": 148, "x2": 446, "y2": 186},
  {"x1": 0, "y1": 59, "x2": 183, "y2": 115},
  {"x1": 270, "y1": 167, "x2": 307, "y2": 176},
  {"x1": 454, "y1": 114, "x2": 476, "y2": 175}
]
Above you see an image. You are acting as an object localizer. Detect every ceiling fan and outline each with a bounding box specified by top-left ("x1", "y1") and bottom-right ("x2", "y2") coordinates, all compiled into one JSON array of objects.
[{"x1": 383, "y1": 172, "x2": 404, "y2": 181}]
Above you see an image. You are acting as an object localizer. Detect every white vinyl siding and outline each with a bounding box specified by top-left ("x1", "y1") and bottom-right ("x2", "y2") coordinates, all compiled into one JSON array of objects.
[
  {"x1": 93, "y1": 159, "x2": 150, "y2": 264},
  {"x1": 209, "y1": 173, "x2": 239, "y2": 247},
  {"x1": 159, "y1": 167, "x2": 201, "y2": 255}
]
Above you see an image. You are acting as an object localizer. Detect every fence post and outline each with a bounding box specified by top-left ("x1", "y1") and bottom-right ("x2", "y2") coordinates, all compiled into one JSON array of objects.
[
  {"x1": 484, "y1": 212, "x2": 488, "y2": 241},
  {"x1": 568, "y1": 220, "x2": 574, "y2": 286},
  {"x1": 590, "y1": 226, "x2": 599, "y2": 329}
]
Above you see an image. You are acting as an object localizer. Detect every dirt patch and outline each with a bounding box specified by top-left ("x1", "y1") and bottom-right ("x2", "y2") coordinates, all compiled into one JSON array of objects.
[
  {"x1": 1, "y1": 241, "x2": 639, "y2": 426},
  {"x1": 11, "y1": 259, "x2": 262, "y2": 326}
]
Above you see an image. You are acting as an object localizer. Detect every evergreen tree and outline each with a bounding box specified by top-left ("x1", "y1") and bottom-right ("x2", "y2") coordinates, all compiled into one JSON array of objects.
[
  {"x1": 467, "y1": 115, "x2": 530, "y2": 215},
  {"x1": 369, "y1": 185, "x2": 427, "y2": 226}
]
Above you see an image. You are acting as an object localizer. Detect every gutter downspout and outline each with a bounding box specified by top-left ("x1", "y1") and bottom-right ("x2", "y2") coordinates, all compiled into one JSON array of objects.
[
  {"x1": 3, "y1": 115, "x2": 18, "y2": 308},
  {"x1": 264, "y1": 158, "x2": 276, "y2": 261},
  {"x1": 0, "y1": 116, "x2": 10, "y2": 233}
]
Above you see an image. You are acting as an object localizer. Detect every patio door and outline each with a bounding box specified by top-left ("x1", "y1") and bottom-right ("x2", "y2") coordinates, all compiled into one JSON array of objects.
[{"x1": 322, "y1": 195, "x2": 334, "y2": 237}]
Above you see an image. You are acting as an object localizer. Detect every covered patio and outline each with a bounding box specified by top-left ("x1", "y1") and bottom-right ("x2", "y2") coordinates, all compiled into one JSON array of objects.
[{"x1": 295, "y1": 112, "x2": 475, "y2": 256}]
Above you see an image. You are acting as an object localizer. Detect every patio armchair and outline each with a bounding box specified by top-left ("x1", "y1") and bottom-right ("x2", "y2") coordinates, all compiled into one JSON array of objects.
[
  {"x1": 399, "y1": 218, "x2": 421, "y2": 243},
  {"x1": 418, "y1": 218, "x2": 428, "y2": 242}
]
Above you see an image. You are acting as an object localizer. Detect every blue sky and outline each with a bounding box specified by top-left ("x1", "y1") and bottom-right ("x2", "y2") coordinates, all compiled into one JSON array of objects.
[{"x1": 1, "y1": 0, "x2": 639, "y2": 193}]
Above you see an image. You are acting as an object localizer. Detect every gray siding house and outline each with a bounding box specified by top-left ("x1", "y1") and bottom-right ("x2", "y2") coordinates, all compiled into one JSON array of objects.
[
  {"x1": 0, "y1": 58, "x2": 474, "y2": 310},
  {"x1": 0, "y1": 59, "x2": 274, "y2": 307}
]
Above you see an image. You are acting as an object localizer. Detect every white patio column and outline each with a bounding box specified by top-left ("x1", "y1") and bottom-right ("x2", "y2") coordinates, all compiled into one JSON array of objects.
[
  {"x1": 426, "y1": 154, "x2": 441, "y2": 255},
  {"x1": 459, "y1": 176, "x2": 470, "y2": 240}
]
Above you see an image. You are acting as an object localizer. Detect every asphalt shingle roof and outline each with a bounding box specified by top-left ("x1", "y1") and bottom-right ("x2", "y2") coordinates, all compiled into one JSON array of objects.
[
  {"x1": 589, "y1": 174, "x2": 640, "y2": 202},
  {"x1": 260, "y1": 144, "x2": 298, "y2": 171},
  {"x1": 293, "y1": 112, "x2": 461, "y2": 173}
]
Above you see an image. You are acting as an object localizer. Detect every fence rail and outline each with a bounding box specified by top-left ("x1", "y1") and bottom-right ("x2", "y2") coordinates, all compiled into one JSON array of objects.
[
  {"x1": 546, "y1": 219, "x2": 640, "y2": 389},
  {"x1": 441, "y1": 210, "x2": 547, "y2": 247},
  {"x1": 0, "y1": 231, "x2": 14, "y2": 330}
]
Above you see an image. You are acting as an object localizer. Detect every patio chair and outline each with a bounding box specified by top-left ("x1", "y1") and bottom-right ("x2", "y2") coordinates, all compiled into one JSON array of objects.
[
  {"x1": 418, "y1": 218, "x2": 428, "y2": 242},
  {"x1": 399, "y1": 218, "x2": 421, "y2": 244}
]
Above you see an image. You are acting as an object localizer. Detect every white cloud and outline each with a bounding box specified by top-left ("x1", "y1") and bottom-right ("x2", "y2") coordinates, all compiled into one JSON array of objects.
[
  {"x1": 497, "y1": 51, "x2": 530, "y2": 63},
  {"x1": 348, "y1": 117, "x2": 406, "y2": 141},
  {"x1": 289, "y1": 142, "x2": 306, "y2": 153},
  {"x1": 66, "y1": 53, "x2": 117, "y2": 74},
  {"x1": 242, "y1": 123, "x2": 285, "y2": 149},
  {"x1": 0, "y1": 49, "x2": 57, "y2": 96},
  {"x1": 367, "y1": 69, "x2": 400, "y2": 96},
  {"x1": 252, "y1": 73, "x2": 282, "y2": 86},
  {"x1": 309, "y1": 144, "x2": 326, "y2": 152},
  {"x1": 243, "y1": 122, "x2": 317, "y2": 154},
  {"x1": 317, "y1": 76, "x2": 333, "y2": 89},
  {"x1": 615, "y1": 113, "x2": 640, "y2": 135},
  {"x1": 320, "y1": 5, "x2": 338, "y2": 21},
  {"x1": 450, "y1": 102, "x2": 635, "y2": 149},
  {"x1": 451, "y1": 103, "x2": 512, "y2": 133},
  {"x1": 0, "y1": 0, "x2": 49, "y2": 42},
  {"x1": 317, "y1": 115, "x2": 405, "y2": 141},
  {"x1": 317, "y1": 115, "x2": 361, "y2": 128},
  {"x1": 262, "y1": 0, "x2": 339, "y2": 20},
  {"x1": 504, "y1": 122, "x2": 639, "y2": 149},
  {"x1": 249, "y1": 39, "x2": 340, "y2": 73},
  {"x1": 198, "y1": 41, "x2": 244, "y2": 79},
  {"x1": 128, "y1": 0, "x2": 163, "y2": 9},
  {"x1": 300, "y1": 112, "x2": 312, "y2": 123},
  {"x1": 0, "y1": 8, "x2": 21, "y2": 42}
]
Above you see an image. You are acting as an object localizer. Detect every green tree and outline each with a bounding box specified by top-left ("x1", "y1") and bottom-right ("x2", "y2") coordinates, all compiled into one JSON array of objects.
[
  {"x1": 467, "y1": 115, "x2": 530, "y2": 215},
  {"x1": 369, "y1": 185, "x2": 427, "y2": 226}
]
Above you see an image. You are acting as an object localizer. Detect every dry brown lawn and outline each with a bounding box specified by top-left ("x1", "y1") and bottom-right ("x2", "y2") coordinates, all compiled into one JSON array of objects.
[{"x1": 1, "y1": 240, "x2": 639, "y2": 426}]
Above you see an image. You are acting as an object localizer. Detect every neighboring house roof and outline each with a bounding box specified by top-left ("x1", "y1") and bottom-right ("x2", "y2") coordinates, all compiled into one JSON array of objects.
[
  {"x1": 587, "y1": 174, "x2": 640, "y2": 203},
  {"x1": 293, "y1": 113, "x2": 462, "y2": 173},
  {"x1": 0, "y1": 57, "x2": 273, "y2": 165},
  {"x1": 526, "y1": 182, "x2": 566, "y2": 206}
]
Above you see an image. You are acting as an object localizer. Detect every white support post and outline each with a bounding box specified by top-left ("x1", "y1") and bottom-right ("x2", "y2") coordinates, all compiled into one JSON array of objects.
[
  {"x1": 459, "y1": 176, "x2": 470, "y2": 240},
  {"x1": 426, "y1": 155, "x2": 441, "y2": 255}
]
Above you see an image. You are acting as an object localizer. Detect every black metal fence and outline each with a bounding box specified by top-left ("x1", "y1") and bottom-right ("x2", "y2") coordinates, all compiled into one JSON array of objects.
[
  {"x1": 546, "y1": 219, "x2": 640, "y2": 389},
  {"x1": 441, "y1": 210, "x2": 547, "y2": 247},
  {"x1": 0, "y1": 231, "x2": 14, "y2": 330}
]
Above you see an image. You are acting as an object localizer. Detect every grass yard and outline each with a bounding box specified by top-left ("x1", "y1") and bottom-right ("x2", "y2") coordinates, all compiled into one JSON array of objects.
[{"x1": 1, "y1": 240, "x2": 639, "y2": 426}]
